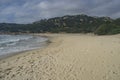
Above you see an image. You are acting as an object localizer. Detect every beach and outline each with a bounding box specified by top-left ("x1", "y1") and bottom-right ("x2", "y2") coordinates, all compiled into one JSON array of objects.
[{"x1": 0, "y1": 34, "x2": 120, "y2": 80}]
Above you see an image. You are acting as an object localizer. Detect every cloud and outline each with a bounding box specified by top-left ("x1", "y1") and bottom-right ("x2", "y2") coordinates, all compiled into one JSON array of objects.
[{"x1": 0, "y1": 0, "x2": 120, "y2": 23}]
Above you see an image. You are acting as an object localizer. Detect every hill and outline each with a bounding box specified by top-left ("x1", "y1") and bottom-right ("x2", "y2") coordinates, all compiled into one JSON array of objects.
[{"x1": 0, "y1": 14, "x2": 120, "y2": 35}]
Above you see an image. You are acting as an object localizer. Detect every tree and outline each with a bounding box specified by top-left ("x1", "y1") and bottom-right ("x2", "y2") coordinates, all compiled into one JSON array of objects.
[{"x1": 94, "y1": 23, "x2": 120, "y2": 35}]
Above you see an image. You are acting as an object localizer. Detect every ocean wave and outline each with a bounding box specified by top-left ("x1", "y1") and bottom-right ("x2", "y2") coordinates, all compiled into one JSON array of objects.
[
  {"x1": 0, "y1": 35, "x2": 33, "y2": 44},
  {"x1": 0, "y1": 35, "x2": 48, "y2": 56}
]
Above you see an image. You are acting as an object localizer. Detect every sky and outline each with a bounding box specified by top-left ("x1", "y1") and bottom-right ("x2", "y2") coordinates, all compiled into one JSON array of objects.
[{"x1": 0, "y1": 0, "x2": 120, "y2": 23}]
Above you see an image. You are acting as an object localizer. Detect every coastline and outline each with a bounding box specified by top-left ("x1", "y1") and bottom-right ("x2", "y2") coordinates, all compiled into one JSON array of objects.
[
  {"x1": 0, "y1": 34, "x2": 54, "y2": 62},
  {"x1": 0, "y1": 34, "x2": 51, "y2": 60},
  {"x1": 0, "y1": 34, "x2": 120, "y2": 80}
]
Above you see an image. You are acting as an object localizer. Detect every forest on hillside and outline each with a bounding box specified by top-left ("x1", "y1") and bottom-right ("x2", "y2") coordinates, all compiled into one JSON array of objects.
[{"x1": 0, "y1": 14, "x2": 120, "y2": 35}]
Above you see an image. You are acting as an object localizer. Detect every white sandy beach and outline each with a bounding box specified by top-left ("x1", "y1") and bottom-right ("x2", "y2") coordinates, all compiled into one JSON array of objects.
[{"x1": 0, "y1": 34, "x2": 120, "y2": 80}]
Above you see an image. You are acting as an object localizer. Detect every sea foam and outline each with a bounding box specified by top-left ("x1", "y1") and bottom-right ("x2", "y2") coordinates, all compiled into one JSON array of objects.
[{"x1": 0, "y1": 35, "x2": 48, "y2": 57}]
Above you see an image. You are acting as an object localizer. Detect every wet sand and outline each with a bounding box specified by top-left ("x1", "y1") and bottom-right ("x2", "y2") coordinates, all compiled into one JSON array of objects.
[{"x1": 0, "y1": 34, "x2": 120, "y2": 80}]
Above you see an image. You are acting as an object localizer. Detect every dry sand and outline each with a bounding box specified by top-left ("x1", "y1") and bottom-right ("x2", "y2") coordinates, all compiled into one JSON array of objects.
[{"x1": 0, "y1": 34, "x2": 120, "y2": 80}]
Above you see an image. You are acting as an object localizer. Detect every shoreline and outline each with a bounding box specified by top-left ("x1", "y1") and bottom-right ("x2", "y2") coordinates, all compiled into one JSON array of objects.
[
  {"x1": 0, "y1": 34, "x2": 120, "y2": 80},
  {"x1": 0, "y1": 34, "x2": 52, "y2": 61}
]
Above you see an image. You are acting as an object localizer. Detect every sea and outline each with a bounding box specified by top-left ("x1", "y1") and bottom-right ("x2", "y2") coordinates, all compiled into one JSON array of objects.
[{"x1": 0, "y1": 34, "x2": 48, "y2": 58}]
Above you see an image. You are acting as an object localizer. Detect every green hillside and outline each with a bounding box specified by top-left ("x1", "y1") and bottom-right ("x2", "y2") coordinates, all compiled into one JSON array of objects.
[{"x1": 0, "y1": 14, "x2": 120, "y2": 35}]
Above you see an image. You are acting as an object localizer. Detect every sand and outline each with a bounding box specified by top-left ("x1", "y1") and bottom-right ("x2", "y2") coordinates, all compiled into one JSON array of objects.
[{"x1": 0, "y1": 34, "x2": 120, "y2": 80}]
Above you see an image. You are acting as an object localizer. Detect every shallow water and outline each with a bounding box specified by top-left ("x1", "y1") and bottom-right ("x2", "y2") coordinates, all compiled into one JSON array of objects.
[{"x1": 0, "y1": 35, "x2": 48, "y2": 57}]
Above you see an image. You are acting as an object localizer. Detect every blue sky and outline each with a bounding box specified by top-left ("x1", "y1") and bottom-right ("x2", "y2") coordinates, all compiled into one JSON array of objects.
[{"x1": 0, "y1": 0, "x2": 120, "y2": 23}]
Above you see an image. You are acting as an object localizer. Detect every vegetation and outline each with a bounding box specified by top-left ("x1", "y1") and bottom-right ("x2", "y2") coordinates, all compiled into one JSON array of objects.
[
  {"x1": 0, "y1": 14, "x2": 120, "y2": 35},
  {"x1": 94, "y1": 22, "x2": 120, "y2": 35}
]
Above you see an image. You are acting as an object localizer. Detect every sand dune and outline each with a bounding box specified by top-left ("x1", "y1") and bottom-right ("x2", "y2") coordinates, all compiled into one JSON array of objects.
[{"x1": 0, "y1": 34, "x2": 120, "y2": 80}]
